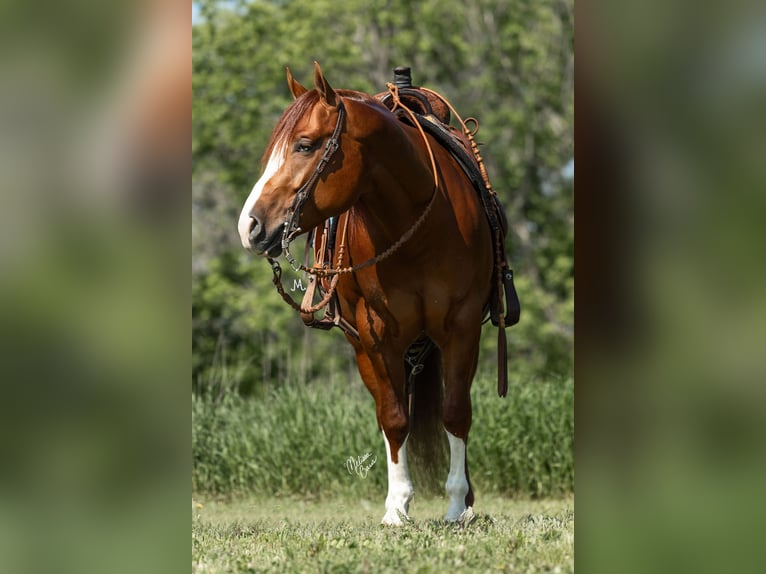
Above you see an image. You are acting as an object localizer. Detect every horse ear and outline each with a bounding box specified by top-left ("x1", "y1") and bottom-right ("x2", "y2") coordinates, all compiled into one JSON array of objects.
[
  {"x1": 285, "y1": 67, "x2": 307, "y2": 99},
  {"x1": 313, "y1": 61, "x2": 337, "y2": 108}
]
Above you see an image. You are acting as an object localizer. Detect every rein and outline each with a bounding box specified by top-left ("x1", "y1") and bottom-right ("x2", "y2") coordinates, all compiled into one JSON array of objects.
[{"x1": 268, "y1": 84, "x2": 442, "y2": 317}]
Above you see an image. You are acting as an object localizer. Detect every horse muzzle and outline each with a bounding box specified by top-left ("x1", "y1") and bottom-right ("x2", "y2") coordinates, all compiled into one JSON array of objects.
[{"x1": 239, "y1": 213, "x2": 282, "y2": 257}]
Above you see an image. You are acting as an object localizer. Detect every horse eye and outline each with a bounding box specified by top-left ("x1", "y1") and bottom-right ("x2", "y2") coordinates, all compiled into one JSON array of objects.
[{"x1": 294, "y1": 139, "x2": 317, "y2": 153}]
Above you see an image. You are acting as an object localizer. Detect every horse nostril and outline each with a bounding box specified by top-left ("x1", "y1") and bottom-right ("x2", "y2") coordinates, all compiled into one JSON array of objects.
[{"x1": 248, "y1": 216, "x2": 264, "y2": 245}]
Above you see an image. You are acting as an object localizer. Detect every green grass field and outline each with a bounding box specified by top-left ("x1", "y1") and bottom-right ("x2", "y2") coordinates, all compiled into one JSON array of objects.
[{"x1": 192, "y1": 494, "x2": 574, "y2": 573}]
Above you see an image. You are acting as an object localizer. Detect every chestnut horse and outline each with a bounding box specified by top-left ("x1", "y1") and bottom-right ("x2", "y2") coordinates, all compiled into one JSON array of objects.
[{"x1": 238, "y1": 63, "x2": 495, "y2": 525}]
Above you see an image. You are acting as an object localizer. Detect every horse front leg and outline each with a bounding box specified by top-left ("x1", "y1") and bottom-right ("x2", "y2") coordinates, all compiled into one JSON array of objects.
[
  {"x1": 350, "y1": 323, "x2": 412, "y2": 525},
  {"x1": 379, "y1": 394, "x2": 412, "y2": 525},
  {"x1": 439, "y1": 317, "x2": 482, "y2": 523},
  {"x1": 444, "y1": 427, "x2": 473, "y2": 522}
]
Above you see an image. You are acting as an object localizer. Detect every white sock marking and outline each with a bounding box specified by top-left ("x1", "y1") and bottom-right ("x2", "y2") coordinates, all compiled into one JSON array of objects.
[
  {"x1": 238, "y1": 143, "x2": 286, "y2": 248},
  {"x1": 445, "y1": 430, "x2": 470, "y2": 521},
  {"x1": 381, "y1": 432, "x2": 413, "y2": 525}
]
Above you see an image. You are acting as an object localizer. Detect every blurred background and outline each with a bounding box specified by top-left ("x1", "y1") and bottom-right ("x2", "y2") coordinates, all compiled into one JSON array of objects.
[
  {"x1": 577, "y1": 1, "x2": 766, "y2": 572},
  {"x1": 0, "y1": 1, "x2": 188, "y2": 573}
]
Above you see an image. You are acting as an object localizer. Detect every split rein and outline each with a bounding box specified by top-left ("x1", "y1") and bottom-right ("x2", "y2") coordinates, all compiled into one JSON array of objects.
[{"x1": 268, "y1": 84, "x2": 442, "y2": 316}]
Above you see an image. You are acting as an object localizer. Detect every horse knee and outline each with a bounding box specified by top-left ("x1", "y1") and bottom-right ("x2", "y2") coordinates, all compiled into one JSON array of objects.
[{"x1": 380, "y1": 407, "x2": 409, "y2": 451}]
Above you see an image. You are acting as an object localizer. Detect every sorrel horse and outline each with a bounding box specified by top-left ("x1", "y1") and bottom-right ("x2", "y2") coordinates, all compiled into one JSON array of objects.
[{"x1": 238, "y1": 63, "x2": 512, "y2": 525}]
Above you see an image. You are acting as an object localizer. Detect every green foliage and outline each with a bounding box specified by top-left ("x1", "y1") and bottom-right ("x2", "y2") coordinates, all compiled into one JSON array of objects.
[
  {"x1": 192, "y1": 378, "x2": 383, "y2": 498},
  {"x1": 471, "y1": 376, "x2": 574, "y2": 497},
  {"x1": 192, "y1": 374, "x2": 573, "y2": 498},
  {"x1": 193, "y1": 0, "x2": 574, "y2": 388}
]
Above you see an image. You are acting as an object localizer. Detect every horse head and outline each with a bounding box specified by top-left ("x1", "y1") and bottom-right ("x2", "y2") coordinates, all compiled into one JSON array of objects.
[{"x1": 238, "y1": 62, "x2": 365, "y2": 255}]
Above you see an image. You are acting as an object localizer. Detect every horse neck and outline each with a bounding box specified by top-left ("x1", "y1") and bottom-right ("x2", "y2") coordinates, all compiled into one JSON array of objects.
[{"x1": 350, "y1": 104, "x2": 436, "y2": 242}]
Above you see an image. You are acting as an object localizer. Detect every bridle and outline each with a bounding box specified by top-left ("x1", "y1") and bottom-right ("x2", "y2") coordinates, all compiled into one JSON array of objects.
[{"x1": 267, "y1": 86, "x2": 441, "y2": 316}]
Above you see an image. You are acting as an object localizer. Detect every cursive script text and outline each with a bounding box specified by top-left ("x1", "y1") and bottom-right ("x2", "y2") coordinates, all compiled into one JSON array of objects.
[{"x1": 345, "y1": 452, "x2": 377, "y2": 479}]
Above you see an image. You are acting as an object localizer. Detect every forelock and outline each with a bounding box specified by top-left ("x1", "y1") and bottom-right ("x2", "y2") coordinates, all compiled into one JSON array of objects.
[{"x1": 262, "y1": 91, "x2": 320, "y2": 165}]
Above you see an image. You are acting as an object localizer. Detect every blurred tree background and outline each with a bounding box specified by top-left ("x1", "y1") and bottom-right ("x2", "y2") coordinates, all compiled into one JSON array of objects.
[{"x1": 192, "y1": 0, "x2": 573, "y2": 393}]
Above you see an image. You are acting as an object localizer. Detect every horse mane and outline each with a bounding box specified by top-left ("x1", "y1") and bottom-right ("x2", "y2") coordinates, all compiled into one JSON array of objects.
[{"x1": 261, "y1": 89, "x2": 383, "y2": 166}]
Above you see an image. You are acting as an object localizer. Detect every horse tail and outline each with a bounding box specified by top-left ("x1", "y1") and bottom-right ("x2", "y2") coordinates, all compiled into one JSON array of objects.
[{"x1": 407, "y1": 342, "x2": 447, "y2": 494}]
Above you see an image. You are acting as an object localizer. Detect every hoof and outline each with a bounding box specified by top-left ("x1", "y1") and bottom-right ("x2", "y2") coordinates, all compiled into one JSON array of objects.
[
  {"x1": 381, "y1": 508, "x2": 411, "y2": 526},
  {"x1": 445, "y1": 505, "x2": 476, "y2": 525},
  {"x1": 445, "y1": 504, "x2": 465, "y2": 522},
  {"x1": 457, "y1": 506, "x2": 476, "y2": 525}
]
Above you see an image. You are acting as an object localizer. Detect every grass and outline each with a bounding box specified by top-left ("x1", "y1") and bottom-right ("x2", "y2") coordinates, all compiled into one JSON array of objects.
[
  {"x1": 192, "y1": 373, "x2": 573, "y2": 499},
  {"x1": 192, "y1": 372, "x2": 573, "y2": 571},
  {"x1": 192, "y1": 494, "x2": 574, "y2": 573}
]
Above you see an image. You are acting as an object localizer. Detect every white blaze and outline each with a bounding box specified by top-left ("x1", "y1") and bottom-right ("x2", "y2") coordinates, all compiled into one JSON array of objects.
[
  {"x1": 237, "y1": 143, "x2": 286, "y2": 248},
  {"x1": 381, "y1": 432, "x2": 414, "y2": 526},
  {"x1": 445, "y1": 430, "x2": 470, "y2": 521}
]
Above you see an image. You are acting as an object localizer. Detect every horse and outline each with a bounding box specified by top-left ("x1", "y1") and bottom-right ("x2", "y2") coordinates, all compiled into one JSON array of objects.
[{"x1": 238, "y1": 62, "x2": 502, "y2": 525}]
